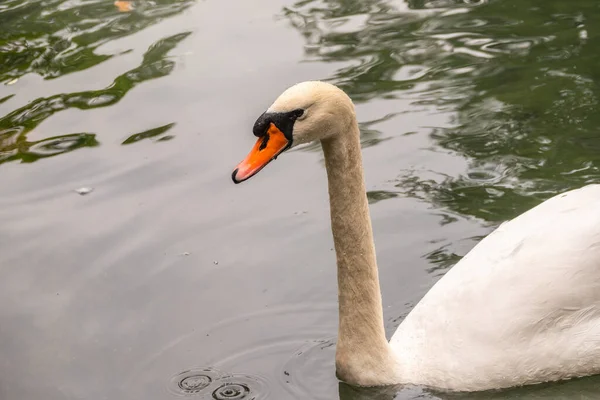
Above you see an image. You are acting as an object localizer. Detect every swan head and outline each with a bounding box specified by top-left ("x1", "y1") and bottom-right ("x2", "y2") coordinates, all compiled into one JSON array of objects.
[{"x1": 232, "y1": 81, "x2": 355, "y2": 183}]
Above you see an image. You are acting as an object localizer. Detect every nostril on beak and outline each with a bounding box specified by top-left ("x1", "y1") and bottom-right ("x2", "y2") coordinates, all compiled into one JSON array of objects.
[{"x1": 258, "y1": 134, "x2": 270, "y2": 151}]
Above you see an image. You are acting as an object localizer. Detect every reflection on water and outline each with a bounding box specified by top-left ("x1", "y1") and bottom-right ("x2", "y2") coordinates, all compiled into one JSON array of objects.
[
  {"x1": 0, "y1": 0, "x2": 194, "y2": 82},
  {"x1": 122, "y1": 121, "x2": 176, "y2": 144},
  {"x1": 2, "y1": 131, "x2": 100, "y2": 164},
  {"x1": 431, "y1": 375, "x2": 600, "y2": 400},
  {"x1": 336, "y1": 375, "x2": 600, "y2": 400},
  {"x1": 0, "y1": 0, "x2": 192, "y2": 164},
  {"x1": 283, "y1": 0, "x2": 600, "y2": 224}
]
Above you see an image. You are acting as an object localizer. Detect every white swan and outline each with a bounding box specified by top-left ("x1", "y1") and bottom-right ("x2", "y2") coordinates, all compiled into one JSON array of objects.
[{"x1": 231, "y1": 81, "x2": 600, "y2": 392}]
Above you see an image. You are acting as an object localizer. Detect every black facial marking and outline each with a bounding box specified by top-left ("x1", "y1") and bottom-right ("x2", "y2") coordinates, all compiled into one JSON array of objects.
[{"x1": 252, "y1": 108, "x2": 305, "y2": 143}]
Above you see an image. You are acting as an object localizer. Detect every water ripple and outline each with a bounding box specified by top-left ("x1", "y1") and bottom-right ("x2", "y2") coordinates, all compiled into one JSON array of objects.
[
  {"x1": 280, "y1": 0, "x2": 600, "y2": 220},
  {"x1": 167, "y1": 367, "x2": 269, "y2": 399},
  {"x1": 0, "y1": 0, "x2": 195, "y2": 83},
  {"x1": 127, "y1": 304, "x2": 339, "y2": 400},
  {"x1": 0, "y1": 31, "x2": 190, "y2": 165}
]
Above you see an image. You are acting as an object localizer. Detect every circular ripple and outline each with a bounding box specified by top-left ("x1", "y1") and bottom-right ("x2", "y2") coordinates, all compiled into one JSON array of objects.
[
  {"x1": 180, "y1": 375, "x2": 211, "y2": 393},
  {"x1": 210, "y1": 374, "x2": 268, "y2": 400},
  {"x1": 168, "y1": 367, "x2": 225, "y2": 396},
  {"x1": 126, "y1": 304, "x2": 339, "y2": 398},
  {"x1": 212, "y1": 383, "x2": 249, "y2": 399},
  {"x1": 168, "y1": 368, "x2": 268, "y2": 399},
  {"x1": 126, "y1": 303, "x2": 410, "y2": 399}
]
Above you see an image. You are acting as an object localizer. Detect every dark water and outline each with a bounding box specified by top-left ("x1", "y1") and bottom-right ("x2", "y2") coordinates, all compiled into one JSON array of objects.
[{"x1": 2, "y1": 0, "x2": 600, "y2": 399}]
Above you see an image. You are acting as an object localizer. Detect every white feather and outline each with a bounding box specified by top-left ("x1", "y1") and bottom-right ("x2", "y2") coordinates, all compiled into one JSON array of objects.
[{"x1": 391, "y1": 184, "x2": 600, "y2": 391}]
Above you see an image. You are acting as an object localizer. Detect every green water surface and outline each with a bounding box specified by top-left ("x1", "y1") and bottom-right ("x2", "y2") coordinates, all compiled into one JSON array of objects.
[{"x1": 1, "y1": 0, "x2": 600, "y2": 399}]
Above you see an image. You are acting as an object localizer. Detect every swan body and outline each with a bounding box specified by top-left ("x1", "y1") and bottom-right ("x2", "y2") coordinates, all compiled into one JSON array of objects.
[
  {"x1": 391, "y1": 183, "x2": 600, "y2": 391},
  {"x1": 232, "y1": 81, "x2": 600, "y2": 392}
]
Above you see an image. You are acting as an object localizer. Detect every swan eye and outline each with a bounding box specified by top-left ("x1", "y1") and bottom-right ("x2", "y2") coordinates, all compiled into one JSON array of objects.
[{"x1": 292, "y1": 109, "x2": 306, "y2": 121}]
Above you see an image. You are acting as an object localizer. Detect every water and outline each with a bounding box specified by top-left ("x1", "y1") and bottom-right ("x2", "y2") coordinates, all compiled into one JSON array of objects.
[{"x1": 2, "y1": 0, "x2": 600, "y2": 399}]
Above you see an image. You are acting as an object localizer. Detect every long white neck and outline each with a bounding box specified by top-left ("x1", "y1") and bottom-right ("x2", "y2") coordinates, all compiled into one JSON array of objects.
[{"x1": 321, "y1": 120, "x2": 400, "y2": 386}]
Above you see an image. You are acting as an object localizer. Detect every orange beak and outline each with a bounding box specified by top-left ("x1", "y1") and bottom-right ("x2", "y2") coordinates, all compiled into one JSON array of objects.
[{"x1": 232, "y1": 123, "x2": 291, "y2": 184}]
